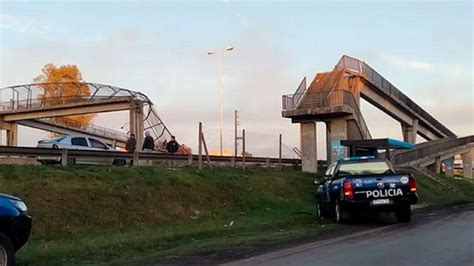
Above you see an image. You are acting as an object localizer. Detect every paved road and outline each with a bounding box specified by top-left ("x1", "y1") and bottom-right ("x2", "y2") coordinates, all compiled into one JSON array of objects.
[{"x1": 226, "y1": 207, "x2": 474, "y2": 266}]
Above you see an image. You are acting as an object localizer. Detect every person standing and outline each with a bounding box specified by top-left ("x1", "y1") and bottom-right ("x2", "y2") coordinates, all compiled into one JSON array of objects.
[
  {"x1": 166, "y1": 136, "x2": 180, "y2": 154},
  {"x1": 142, "y1": 131, "x2": 155, "y2": 151},
  {"x1": 125, "y1": 133, "x2": 136, "y2": 152}
]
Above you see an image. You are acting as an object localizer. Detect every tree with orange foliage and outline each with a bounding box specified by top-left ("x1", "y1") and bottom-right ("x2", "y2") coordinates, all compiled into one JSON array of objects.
[{"x1": 34, "y1": 64, "x2": 96, "y2": 131}]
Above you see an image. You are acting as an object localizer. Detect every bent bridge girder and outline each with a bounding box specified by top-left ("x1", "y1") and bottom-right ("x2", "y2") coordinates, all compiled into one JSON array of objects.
[
  {"x1": 282, "y1": 55, "x2": 467, "y2": 171},
  {"x1": 0, "y1": 82, "x2": 172, "y2": 147}
]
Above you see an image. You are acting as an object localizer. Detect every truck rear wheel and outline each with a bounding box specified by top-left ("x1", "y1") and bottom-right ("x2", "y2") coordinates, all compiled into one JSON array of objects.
[
  {"x1": 395, "y1": 205, "x2": 411, "y2": 223},
  {"x1": 335, "y1": 201, "x2": 351, "y2": 223},
  {"x1": 0, "y1": 233, "x2": 15, "y2": 266}
]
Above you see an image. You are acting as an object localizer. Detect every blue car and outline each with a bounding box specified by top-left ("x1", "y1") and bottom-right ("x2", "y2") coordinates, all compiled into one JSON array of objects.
[
  {"x1": 315, "y1": 156, "x2": 418, "y2": 223},
  {"x1": 0, "y1": 193, "x2": 32, "y2": 265}
]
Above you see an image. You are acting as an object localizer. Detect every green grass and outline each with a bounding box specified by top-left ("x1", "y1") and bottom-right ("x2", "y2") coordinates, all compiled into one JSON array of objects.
[
  {"x1": 414, "y1": 172, "x2": 474, "y2": 205},
  {"x1": 0, "y1": 165, "x2": 472, "y2": 264}
]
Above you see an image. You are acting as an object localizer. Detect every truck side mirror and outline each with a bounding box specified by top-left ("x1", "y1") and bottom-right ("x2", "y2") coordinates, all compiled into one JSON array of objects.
[{"x1": 314, "y1": 180, "x2": 325, "y2": 185}]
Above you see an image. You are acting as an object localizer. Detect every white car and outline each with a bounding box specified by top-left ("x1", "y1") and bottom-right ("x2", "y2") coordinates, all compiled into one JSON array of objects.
[{"x1": 37, "y1": 135, "x2": 127, "y2": 165}]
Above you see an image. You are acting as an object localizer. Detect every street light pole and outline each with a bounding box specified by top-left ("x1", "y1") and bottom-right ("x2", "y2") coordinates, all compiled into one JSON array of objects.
[
  {"x1": 208, "y1": 46, "x2": 234, "y2": 156},
  {"x1": 219, "y1": 51, "x2": 224, "y2": 157}
]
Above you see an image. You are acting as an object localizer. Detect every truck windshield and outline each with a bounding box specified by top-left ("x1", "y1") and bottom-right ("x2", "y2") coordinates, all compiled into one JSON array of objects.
[{"x1": 338, "y1": 161, "x2": 391, "y2": 176}]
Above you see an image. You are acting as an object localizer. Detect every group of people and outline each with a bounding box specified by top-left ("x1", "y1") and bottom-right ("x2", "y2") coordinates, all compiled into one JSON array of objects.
[{"x1": 125, "y1": 131, "x2": 181, "y2": 154}]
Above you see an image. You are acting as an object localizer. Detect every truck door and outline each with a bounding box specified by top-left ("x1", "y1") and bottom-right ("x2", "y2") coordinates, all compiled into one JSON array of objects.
[{"x1": 321, "y1": 163, "x2": 337, "y2": 207}]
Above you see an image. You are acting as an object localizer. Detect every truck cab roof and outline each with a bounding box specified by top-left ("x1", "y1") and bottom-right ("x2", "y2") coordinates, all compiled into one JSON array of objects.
[{"x1": 338, "y1": 156, "x2": 377, "y2": 162}]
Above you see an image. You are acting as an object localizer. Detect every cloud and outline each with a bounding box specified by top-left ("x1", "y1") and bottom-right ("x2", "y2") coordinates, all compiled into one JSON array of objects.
[
  {"x1": 0, "y1": 14, "x2": 50, "y2": 35},
  {"x1": 379, "y1": 52, "x2": 433, "y2": 71}
]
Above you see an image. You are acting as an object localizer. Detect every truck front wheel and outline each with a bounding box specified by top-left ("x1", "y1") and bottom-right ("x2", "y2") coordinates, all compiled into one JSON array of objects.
[
  {"x1": 316, "y1": 201, "x2": 323, "y2": 220},
  {"x1": 0, "y1": 233, "x2": 15, "y2": 266},
  {"x1": 395, "y1": 205, "x2": 412, "y2": 223}
]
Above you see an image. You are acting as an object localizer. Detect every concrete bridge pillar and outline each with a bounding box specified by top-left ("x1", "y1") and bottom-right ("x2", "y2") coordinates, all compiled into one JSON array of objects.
[
  {"x1": 326, "y1": 118, "x2": 348, "y2": 164},
  {"x1": 129, "y1": 100, "x2": 144, "y2": 151},
  {"x1": 444, "y1": 157, "x2": 455, "y2": 177},
  {"x1": 435, "y1": 156, "x2": 442, "y2": 174},
  {"x1": 300, "y1": 122, "x2": 317, "y2": 173},
  {"x1": 402, "y1": 119, "x2": 418, "y2": 144},
  {"x1": 6, "y1": 122, "x2": 18, "y2": 146},
  {"x1": 462, "y1": 146, "x2": 473, "y2": 178}
]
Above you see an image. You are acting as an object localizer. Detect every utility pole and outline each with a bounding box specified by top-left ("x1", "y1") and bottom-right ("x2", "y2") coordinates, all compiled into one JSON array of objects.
[
  {"x1": 234, "y1": 110, "x2": 239, "y2": 164},
  {"x1": 233, "y1": 110, "x2": 244, "y2": 167},
  {"x1": 242, "y1": 129, "x2": 246, "y2": 170},
  {"x1": 198, "y1": 122, "x2": 203, "y2": 170},
  {"x1": 279, "y1": 134, "x2": 282, "y2": 169}
]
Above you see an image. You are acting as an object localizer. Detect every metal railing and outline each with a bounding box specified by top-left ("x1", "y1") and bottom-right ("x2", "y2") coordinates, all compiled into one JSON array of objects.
[
  {"x1": 0, "y1": 82, "x2": 173, "y2": 143},
  {"x1": 392, "y1": 135, "x2": 474, "y2": 165},
  {"x1": 36, "y1": 117, "x2": 129, "y2": 141},
  {"x1": 283, "y1": 66, "x2": 343, "y2": 112},
  {"x1": 0, "y1": 146, "x2": 302, "y2": 167},
  {"x1": 283, "y1": 89, "x2": 372, "y2": 139},
  {"x1": 0, "y1": 95, "x2": 127, "y2": 112},
  {"x1": 282, "y1": 77, "x2": 307, "y2": 110}
]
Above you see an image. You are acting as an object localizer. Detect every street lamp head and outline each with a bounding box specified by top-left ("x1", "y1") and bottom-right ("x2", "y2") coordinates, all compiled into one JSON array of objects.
[
  {"x1": 207, "y1": 51, "x2": 215, "y2": 55},
  {"x1": 225, "y1": 46, "x2": 234, "y2": 51}
]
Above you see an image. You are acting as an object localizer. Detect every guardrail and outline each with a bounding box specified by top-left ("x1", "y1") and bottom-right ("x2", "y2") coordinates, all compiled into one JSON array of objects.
[{"x1": 0, "y1": 146, "x2": 306, "y2": 167}]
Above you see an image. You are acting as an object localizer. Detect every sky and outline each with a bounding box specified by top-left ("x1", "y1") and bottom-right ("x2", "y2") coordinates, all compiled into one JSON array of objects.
[{"x1": 0, "y1": 0, "x2": 472, "y2": 159}]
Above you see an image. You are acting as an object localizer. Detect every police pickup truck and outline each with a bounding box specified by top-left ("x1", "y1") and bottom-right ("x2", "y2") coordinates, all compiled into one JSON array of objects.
[
  {"x1": 0, "y1": 193, "x2": 31, "y2": 265},
  {"x1": 315, "y1": 156, "x2": 418, "y2": 223}
]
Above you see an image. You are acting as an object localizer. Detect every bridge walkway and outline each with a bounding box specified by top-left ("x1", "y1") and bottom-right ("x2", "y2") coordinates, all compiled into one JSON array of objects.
[{"x1": 0, "y1": 82, "x2": 172, "y2": 146}]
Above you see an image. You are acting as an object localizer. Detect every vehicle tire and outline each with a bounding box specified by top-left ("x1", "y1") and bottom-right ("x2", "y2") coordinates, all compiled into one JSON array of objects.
[
  {"x1": 335, "y1": 200, "x2": 351, "y2": 224},
  {"x1": 0, "y1": 233, "x2": 15, "y2": 266},
  {"x1": 68, "y1": 157, "x2": 76, "y2": 165},
  {"x1": 316, "y1": 200, "x2": 323, "y2": 220},
  {"x1": 395, "y1": 205, "x2": 411, "y2": 223},
  {"x1": 52, "y1": 144, "x2": 59, "y2": 149},
  {"x1": 113, "y1": 159, "x2": 126, "y2": 166}
]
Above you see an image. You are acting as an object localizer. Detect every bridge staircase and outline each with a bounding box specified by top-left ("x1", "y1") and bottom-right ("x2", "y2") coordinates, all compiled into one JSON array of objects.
[
  {"x1": 391, "y1": 135, "x2": 474, "y2": 168},
  {"x1": 395, "y1": 165, "x2": 459, "y2": 191}
]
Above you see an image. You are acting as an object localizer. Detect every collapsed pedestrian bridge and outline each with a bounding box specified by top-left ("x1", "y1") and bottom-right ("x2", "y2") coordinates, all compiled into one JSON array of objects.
[
  {"x1": 0, "y1": 82, "x2": 172, "y2": 148},
  {"x1": 282, "y1": 55, "x2": 473, "y2": 177}
]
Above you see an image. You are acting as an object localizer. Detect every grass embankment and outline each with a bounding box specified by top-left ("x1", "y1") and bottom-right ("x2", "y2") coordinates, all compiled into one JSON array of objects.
[
  {"x1": 414, "y1": 172, "x2": 474, "y2": 205},
  {"x1": 0, "y1": 165, "x2": 473, "y2": 264}
]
